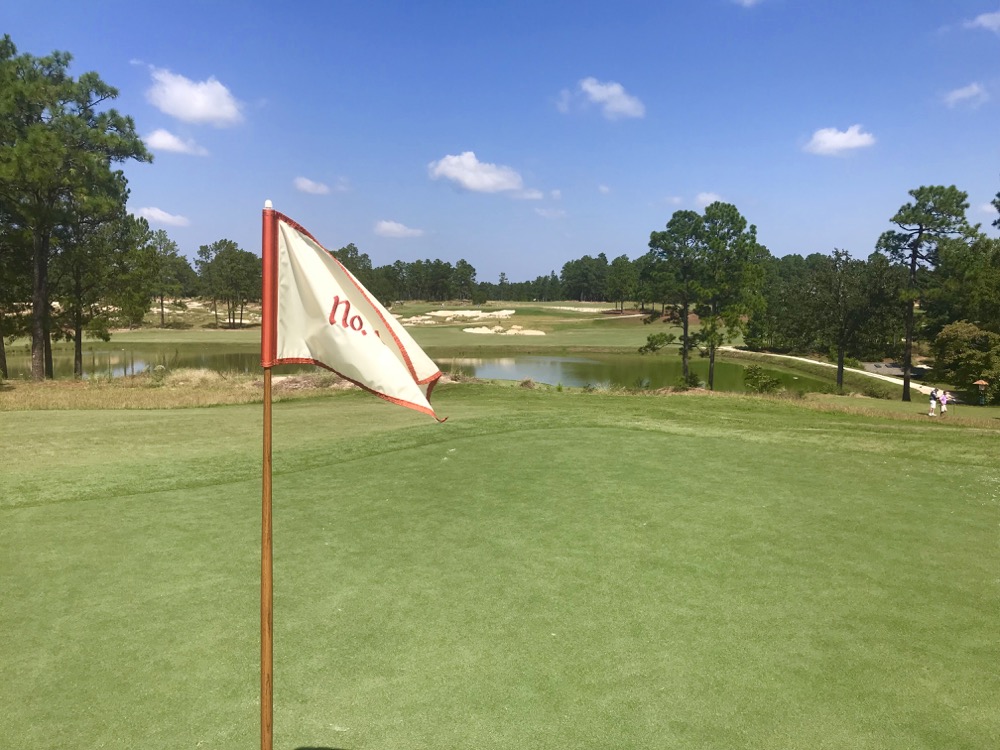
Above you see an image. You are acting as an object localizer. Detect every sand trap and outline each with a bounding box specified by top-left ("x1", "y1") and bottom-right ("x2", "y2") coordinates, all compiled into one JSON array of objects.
[
  {"x1": 400, "y1": 309, "x2": 517, "y2": 326},
  {"x1": 550, "y1": 306, "x2": 613, "y2": 313},
  {"x1": 462, "y1": 324, "x2": 545, "y2": 336},
  {"x1": 428, "y1": 309, "x2": 515, "y2": 320}
]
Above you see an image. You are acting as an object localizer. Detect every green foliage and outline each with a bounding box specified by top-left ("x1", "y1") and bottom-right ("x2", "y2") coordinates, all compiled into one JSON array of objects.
[
  {"x1": 638, "y1": 331, "x2": 676, "y2": 354},
  {"x1": 860, "y1": 380, "x2": 895, "y2": 400},
  {"x1": 876, "y1": 185, "x2": 977, "y2": 399},
  {"x1": 561, "y1": 253, "x2": 608, "y2": 302},
  {"x1": 677, "y1": 370, "x2": 702, "y2": 389},
  {"x1": 931, "y1": 321, "x2": 1000, "y2": 403},
  {"x1": 743, "y1": 364, "x2": 782, "y2": 393},
  {"x1": 605, "y1": 253, "x2": 637, "y2": 310},
  {"x1": 0, "y1": 34, "x2": 151, "y2": 379},
  {"x1": 924, "y1": 235, "x2": 1000, "y2": 336}
]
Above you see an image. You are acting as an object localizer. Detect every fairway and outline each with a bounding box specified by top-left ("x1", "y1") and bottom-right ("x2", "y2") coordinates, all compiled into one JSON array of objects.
[{"x1": 2, "y1": 385, "x2": 997, "y2": 749}]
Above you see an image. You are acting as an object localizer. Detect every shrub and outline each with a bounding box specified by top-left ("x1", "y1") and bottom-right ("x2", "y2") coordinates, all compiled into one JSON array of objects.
[
  {"x1": 676, "y1": 371, "x2": 702, "y2": 390},
  {"x1": 743, "y1": 365, "x2": 782, "y2": 394},
  {"x1": 860, "y1": 380, "x2": 894, "y2": 400}
]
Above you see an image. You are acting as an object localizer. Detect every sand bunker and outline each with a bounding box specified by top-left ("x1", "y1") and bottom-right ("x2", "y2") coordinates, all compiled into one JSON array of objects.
[
  {"x1": 399, "y1": 309, "x2": 517, "y2": 326},
  {"x1": 395, "y1": 308, "x2": 543, "y2": 334},
  {"x1": 462, "y1": 324, "x2": 545, "y2": 336},
  {"x1": 428, "y1": 309, "x2": 515, "y2": 320},
  {"x1": 550, "y1": 306, "x2": 613, "y2": 313}
]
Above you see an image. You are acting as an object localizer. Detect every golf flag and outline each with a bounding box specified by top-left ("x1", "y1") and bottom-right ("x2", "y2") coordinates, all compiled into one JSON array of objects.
[{"x1": 261, "y1": 208, "x2": 442, "y2": 419}]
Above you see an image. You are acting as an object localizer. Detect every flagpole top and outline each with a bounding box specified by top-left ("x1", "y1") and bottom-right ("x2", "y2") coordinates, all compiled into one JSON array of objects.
[{"x1": 264, "y1": 200, "x2": 273, "y2": 209}]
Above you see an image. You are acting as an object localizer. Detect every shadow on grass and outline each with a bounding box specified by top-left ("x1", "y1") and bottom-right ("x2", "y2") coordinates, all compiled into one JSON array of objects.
[{"x1": 294, "y1": 746, "x2": 349, "y2": 750}]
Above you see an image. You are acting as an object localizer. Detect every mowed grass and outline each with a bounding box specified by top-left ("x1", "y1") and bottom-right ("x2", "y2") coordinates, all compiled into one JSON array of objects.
[{"x1": 2, "y1": 385, "x2": 998, "y2": 749}]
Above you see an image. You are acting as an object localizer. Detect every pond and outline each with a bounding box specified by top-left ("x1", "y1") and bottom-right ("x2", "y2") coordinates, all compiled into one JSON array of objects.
[
  {"x1": 438, "y1": 354, "x2": 829, "y2": 392},
  {"x1": 3, "y1": 345, "x2": 830, "y2": 393}
]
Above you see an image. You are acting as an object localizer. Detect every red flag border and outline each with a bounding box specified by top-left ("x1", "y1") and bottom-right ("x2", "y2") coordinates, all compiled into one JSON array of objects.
[{"x1": 263, "y1": 209, "x2": 443, "y2": 419}]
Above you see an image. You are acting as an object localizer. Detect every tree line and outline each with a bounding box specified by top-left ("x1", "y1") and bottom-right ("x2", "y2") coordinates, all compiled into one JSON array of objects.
[
  {"x1": 3, "y1": 34, "x2": 999, "y2": 401},
  {"x1": 640, "y1": 186, "x2": 1000, "y2": 402}
]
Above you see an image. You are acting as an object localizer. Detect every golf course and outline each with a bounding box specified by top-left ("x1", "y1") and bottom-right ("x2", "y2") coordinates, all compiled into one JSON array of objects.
[{"x1": 2, "y1": 303, "x2": 997, "y2": 749}]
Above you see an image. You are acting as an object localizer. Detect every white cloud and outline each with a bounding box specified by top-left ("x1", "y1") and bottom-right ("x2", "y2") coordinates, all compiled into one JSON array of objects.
[
  {"x1": 803, "y1": 124, "x2": 875, "y2": 155},
  {"x1": 965, "y1": 9, "x2": 1000, "y2": 33},
  {"x1": 374, "y1": 220, "x2": 424, "y2": 238},
  {"x1": 733, "y1": 0, "x2": 763, "y2": 6},
  {"x1": 579, "y1": 77, "x2": 645, "y2": 119},
  {"x1": 598, "y1": 184, "x2": 611, "y2": 194},
  {"x1": 145, "y1": 128, "x2": 208, "y2": 156},
  {"x1": 982, "y1": 202, "x2": 1000, "y2": 215},
  {"x1": 696, "y1": 192, "x2": 722, "y2": 207},
  {"x1": 294, "y1": 176, "x2": 331, "y2": 195},
  {"x1": 146, "y1": 67, "x2": 243, "y2": 127},
  {"x1": 550, "y1": 189, "x2": 562, "y2": 200},
  {"x1": 535, "y1": 208, "x2": 567, "y2": 219},
  {"x1": 136, "y1": 207, "x2": 190, "y2": 227},
  {"x1": 665, "y1": 196, "x2": 683, "y2": 206},
  {"x1": 944, "y1": 82, "x2": 989, "y2": 108},
  {"x1": 428, "y1": 151, "x2": 524, "y2": 193}
]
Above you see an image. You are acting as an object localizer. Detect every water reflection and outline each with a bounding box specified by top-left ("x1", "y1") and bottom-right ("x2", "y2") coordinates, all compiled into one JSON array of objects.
[
  {"x1": 439, "y1": 354, "x2": 827, "y2": 393},
  {"x1": 4, "y1": 347, "x2": 829, "y2": 393}
]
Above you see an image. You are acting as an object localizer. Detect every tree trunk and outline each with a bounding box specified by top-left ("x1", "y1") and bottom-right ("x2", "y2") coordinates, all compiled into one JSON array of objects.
[
  {"x1": 0, "y1": 313, "x2": 7, "y2": 379},
  {"x1": 159, "y1": 294, "x2": 165, "y2": 327},
  {"x1": 680, "y1": 305, "x2": 690, "y2": 379},
  {"x1": 73, "y1": 270, "x2": 84, "y2": 378},
  {"x1": 74, "y1": 309, "x2": 83, "y2": 378},
  {"x1": 901, "y1": 298, "x2": 914, "y2": 402},
  {"x1": 31, "y1": 232, "x2": 50, "y2": 381},
  {"x1": 900, "y1": 244, "x2": 921, "y2": 403},
  {"x1": 836, "y1": 345, "x2": 845, "y2": 390},
  {"x1": 708, "y1": 344, "x2": 716, "y2": 390},
  {"x1": 44, "y1": 327, "x2": 53, "y2": 379}
]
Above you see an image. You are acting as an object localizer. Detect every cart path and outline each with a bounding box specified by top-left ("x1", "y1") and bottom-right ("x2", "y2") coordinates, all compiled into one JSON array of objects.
[{"x1": 719, "y1": 347, "x2": 935, "y2": 395}]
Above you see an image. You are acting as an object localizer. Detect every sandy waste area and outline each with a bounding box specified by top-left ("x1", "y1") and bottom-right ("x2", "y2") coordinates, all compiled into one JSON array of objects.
[{"x1": 398, "y1": 309, "x2": 545, "y2": 336}]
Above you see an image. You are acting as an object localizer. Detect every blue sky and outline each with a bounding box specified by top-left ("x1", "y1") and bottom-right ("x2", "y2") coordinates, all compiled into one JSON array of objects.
[{"x1": 4, "y1": 0, "x2": 999, "y2": 281}]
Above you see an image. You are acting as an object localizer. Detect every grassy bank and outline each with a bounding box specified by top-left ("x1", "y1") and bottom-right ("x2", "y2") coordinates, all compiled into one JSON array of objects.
[{"x1": 2, "y1": 384, "x2": 998, "y2": 749}]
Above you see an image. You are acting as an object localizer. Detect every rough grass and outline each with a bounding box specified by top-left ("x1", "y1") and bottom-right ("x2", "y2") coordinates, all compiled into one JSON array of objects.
[{"x1": 0, "y1": 369, "x2": 352, "y2": 410}]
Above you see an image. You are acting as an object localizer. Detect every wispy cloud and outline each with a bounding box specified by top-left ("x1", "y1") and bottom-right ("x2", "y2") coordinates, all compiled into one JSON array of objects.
[
  {"x1": 146, "y1": 66, "x2": 243, "y2": 127},
  {"x1": 428, "y1": 151, "x2": 524, "y2": 193},
  {"x1": 145, "y1": 128, "x2": 208, "y2": 156},
  {"x1": 578, "y1": 77, "x2": 645, "y2": 119},
  {"x1": 696, "y1": 192, "x2": 723, "y2": 207},
  {"x1": 803, "y1": 124, "x2": 875, "y2": 155},
  {"x1": 136, "y1": 207, "x2": 190, "y2": 227},
  {"x1": 964, "y1": 9, "x2": 1000, "y2": 33},
  {"x1": 294, "y1": 176, "x2": 331, "y2": 195},
  {"x1": 374, "y1": 220, "x2": 424, "y2": 238},
  {"x1": 535, "y1": 208, "x2": 567, "y2": 219},
  {"x1": 733, "y1": 0, "x2": 763, "y2": 7},
  {"x1": 516, "y1": 188, "x2": 544, "y2": 200},
  {"x1": 598, "y1": 184, "x2": 611, "y2": 195},
  {"x1": 944, "y1": 82, "x2": 989, "y2": 108}
]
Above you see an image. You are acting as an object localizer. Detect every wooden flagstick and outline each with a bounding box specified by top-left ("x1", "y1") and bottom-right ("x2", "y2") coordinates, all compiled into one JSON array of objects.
[{"x1": 260, "y1": 201, "x2": 278, "y2": 750}]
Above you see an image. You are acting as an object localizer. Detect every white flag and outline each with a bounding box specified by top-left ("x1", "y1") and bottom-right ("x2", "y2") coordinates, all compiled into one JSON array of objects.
[{"x1": 264, "y1": 212, "x2": 442, "y2": 418}]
